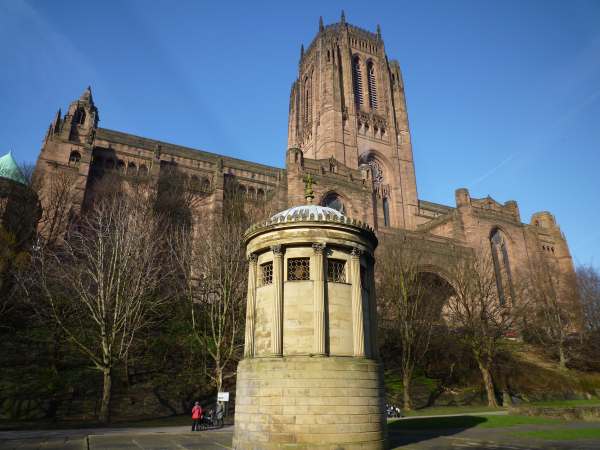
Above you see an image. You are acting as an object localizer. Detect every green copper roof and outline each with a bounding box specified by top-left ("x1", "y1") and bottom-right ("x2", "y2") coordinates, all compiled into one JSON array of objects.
[{"x1": 0, "y1": 152, "x2": 27, "y2": 185}]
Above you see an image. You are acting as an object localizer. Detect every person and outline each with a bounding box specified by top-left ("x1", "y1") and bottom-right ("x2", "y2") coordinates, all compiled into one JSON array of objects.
[
  {"x1": 215, "y1": 401, "x2": 224, "y2": 427},
  {"x1": 191, "y1": 401, "x2": 203, "y2": 431}
]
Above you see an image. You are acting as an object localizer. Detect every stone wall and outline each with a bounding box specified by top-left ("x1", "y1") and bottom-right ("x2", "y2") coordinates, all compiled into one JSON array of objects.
[{"x1": 234, "y1": 357, "x2": 386, "y2": 450}]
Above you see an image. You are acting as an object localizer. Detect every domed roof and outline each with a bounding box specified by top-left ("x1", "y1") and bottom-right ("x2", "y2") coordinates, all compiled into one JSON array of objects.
[
  {"x1": 271, "y1": 204, "x2": 344, "y2": 221},
  {"x1": 0, "y1": 152, "x2": 27, "y2": 185}
]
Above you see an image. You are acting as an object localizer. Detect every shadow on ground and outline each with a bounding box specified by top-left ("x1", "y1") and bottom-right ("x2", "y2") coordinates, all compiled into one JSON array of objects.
[{"x1": 388, "y1": 415, "x2": 487, "y2": 447}]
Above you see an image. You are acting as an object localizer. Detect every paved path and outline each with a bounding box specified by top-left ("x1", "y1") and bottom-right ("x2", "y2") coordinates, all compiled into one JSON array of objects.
[{"x1": 1, "y1": 419, "x2": 599, "y2": 450}]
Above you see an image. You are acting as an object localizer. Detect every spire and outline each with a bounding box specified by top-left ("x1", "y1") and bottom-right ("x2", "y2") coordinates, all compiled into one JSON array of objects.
[
  {"x1": 300, "y1": 44, "x2": 304, "y2": 59},
  {"x1": 52, "y1": 108, "x2": 62, "y2": 132},
  {"x1": 80, "y1": 85, "x2": 94, "y2": 104},
  {"x1": 319, "y1": 16, "x2": 324, "y2": 32},
  {"x1": 376, "y1": 24, "x2": 381, "y2": 40},
  {"x1": 340, "y1": 10, "x2": 346, "y2": 25}
]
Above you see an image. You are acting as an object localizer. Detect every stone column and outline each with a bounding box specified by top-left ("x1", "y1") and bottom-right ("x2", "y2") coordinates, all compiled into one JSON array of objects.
[
  {"x1": 271, "y1": 245, "x2": 283, "y2": 357},
  {"x1": 244, "y1": 254, "x2": 258, "y2": 358},
  {"x1": 351, "y1": 248, "x2": 365, "y2": 357},
  {"x1": 312, "y1": 243, "x2": 326, "y2": 356},
  {"x1": 368, "y1": 259, "x2": 379, "y2": 359}
]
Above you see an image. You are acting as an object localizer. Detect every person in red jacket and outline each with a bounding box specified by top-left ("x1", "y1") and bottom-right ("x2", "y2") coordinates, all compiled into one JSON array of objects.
[{"x1": 191, "y1": 401, "x2": 203, "y2": 431}]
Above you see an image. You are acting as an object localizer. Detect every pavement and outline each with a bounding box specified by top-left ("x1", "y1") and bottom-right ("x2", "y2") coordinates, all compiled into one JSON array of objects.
[{"x1": 1, "y1": 418, "x2": 600, "y2": 450}]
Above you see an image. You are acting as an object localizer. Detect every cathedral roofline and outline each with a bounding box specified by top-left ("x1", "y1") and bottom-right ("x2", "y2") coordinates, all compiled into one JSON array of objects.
[{"x1": 95, "y1": 128, "x2": 284, "y2": 175}]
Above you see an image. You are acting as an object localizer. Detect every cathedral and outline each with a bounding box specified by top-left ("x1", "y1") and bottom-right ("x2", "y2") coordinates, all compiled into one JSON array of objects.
[{"x1": 31, "y1": 13, "x2": 574, "y2": 300}]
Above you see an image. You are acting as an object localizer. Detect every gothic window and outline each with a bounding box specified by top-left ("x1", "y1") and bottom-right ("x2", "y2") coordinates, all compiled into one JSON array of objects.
[
  {"x1": 260, "y1": 262, "x2": 273, "y2": 286},
  {"x1": 201, "y1": 177, "x2": 210, "y2": 192},
  {"x1": 139, "y1": 164, "x2": 148, "y2": 176},
  {"x1": 327, "y1": 259, "x2": 346, "y2": 283},
  {"x1": 490, "y1": 229, "x2": 514, "y2": 306},
  {"x1": 190, "y1": 174, "x2": 199, "y2": 187},
  {"x1": 74, "y1": 108, "x2": 86, "y2": 125},
  {"x1": 68, "y1": 150, "x2": 81, "y2": 167},
  {"x1": 383, "y1": 197, "x2": 390, "y2": 227},
  {"x1": 352, "y1": 55, "x2": 364, "y2": 108},
  {"x1": 287, "y1": 258, "x2": 310, "y2": 281},
  {"x1": 257, "y1": 188, "x2": 265, "y2": 201},
  {"x1": 321, "y1": 192, "x2": 345, "y2": 213},
  {"x1": 116, "y1": 160, "x2": 125, "y2": 173},
  {"x1": 367, "y1": 61, "x2": 377, "y2": 110},
  {"x1": 248, "y1": 186, "x2": 256, "y2": 199},
  {"x1": 127, "y1": 162, "x2": 136, "y2": 174},
  {"x1": 304, "y1": 75, "x2": 312, "y2": 126}
]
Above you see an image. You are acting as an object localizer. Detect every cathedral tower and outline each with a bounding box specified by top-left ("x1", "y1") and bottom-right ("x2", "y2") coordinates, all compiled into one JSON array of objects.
[{"x1": 287, "y1": 13, "x2": 419, "y2": 229}]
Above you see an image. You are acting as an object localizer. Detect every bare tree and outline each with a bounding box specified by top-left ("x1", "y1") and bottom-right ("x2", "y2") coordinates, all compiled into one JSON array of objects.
[
  {"x1": 578, "y1": 265, "x2": 600, "y2": 336},
  {"x1": 377, "y1": 235, "x2": 443, "y2": 410},
  {"x1": 444, "y1": 249, "x2": 521, "y2": 407},
  {"x1": 527, "y1": 261, "x2": 580, "y2": 369},
  {"x1": 171, "y1": 181, "x2": 258, "y2": 394},
  {"x1": 26, "y1": 193, "x2": 172, "y2": 423},
  {"x1": 34, "y1": 170, "x2": 79, "y2": 248}
]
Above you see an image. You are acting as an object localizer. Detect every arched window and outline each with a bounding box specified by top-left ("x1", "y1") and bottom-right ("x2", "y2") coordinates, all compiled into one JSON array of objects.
[
  {"x1": 116, "y1": 160, "x2": 125, "y2": 173},
  {"x1": 490, "y1": 229, "x2": 514, "y2": 306},
  {"x1": 127, "y1": 162, "x2": 136, "y2": 174},
  {"x1": 68, "y1": 150, "x2": 81, "y2": 167},
  {"x1": 352, "y1": 56, "x2": 363, "y2": 108},
  {"x1": 138, "y1": 164, "x2": 148, "y2": 176},
  {"x1": 201, "y1": 178, "x2": 210, "y2": 192},
  {"x1": 304, "y1": 75, "x2": 312, "y2": 126},
  {"x1": 367, "y1": 61, "x2": 377, "y2": 110},
  {"x1": 321, "y1": 192, "x2": 345, "y2": 213},
  {"x1": 248, "y1": 186, "x2": 256, "y2": 199},
  {"x1": 383, "y1": 197, "x2": 390, "y2": 227},
  {"x1": 257, "y1": 188, "x2": 265, "y2": 201},
  {"x1": 74, "y1": 108, "x2": 86, "y2": 125}
]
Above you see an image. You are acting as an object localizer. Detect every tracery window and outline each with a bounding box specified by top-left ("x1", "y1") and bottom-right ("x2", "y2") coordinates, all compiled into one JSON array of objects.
[
  {"x1": 139, "y1": 164, "x2": 148, "y2": 176},
  {"x1": 367, "y1": 60, "x2": 377, "y2": 110},
  {"x1": 352, "y1": 55, "x2": 363, "y2": 108},
  {"x1": 327, "y1": 259, "x2": 346, "y2": 283},
  {"x1": 490, "y1": 229, "x2": 514, "y2": 306},
  {"x1": 287, "y1": 257, "x2": 310, "y2": 281},
  {"x1": 260, "y1": 262, "x2": 273, "y2": 286}
]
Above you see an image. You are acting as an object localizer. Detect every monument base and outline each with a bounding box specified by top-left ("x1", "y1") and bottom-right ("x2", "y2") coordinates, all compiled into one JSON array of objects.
[{"x1": 233, "y1": 356, "x2": 386, "y2": 450}]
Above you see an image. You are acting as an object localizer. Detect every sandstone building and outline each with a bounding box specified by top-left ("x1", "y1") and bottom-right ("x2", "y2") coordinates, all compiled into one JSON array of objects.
[{"x1": 32, "y1": 13, "x2": 574, "y2": 304}]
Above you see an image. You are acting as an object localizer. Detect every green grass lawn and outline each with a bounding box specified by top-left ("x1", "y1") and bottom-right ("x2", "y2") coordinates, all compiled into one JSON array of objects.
[
  {"x1": 513, "y1": 428, "x2": 600, "y2": 440},
  {"x1": 526, "y1": 399, "x2": 600, "y2": 408},
  {"x1": 389, "y1": 414, "x2": 563, "y2": 431},
  {"x1": 401, "y1": 405, "x2": 505, "y2": 417}
]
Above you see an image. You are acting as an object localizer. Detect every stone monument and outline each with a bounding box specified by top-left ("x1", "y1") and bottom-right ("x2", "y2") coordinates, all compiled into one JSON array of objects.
[{"x1": 233, "y1": 193, "x2": 386, "y2": 449}]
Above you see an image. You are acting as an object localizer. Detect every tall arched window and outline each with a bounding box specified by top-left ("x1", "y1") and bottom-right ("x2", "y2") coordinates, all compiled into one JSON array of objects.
[
  {"x1": 304, "y1": 75, "x2": 312, "y2": 126},
  {"x1": 367, "y1": 61, "x2": 377, "y2": 110},
  {"x1": 490, "y1": 229, "x2": 514, "y2": 306},
  {"x1": 383, "y1": 197, "x2": 390, "y2": 226},
  {"x1": 352, "y1": 56, "x2": 363, "y2": 108},
  {"x1": 74, "y1": 108, "x2": 86, "y2": 125}
]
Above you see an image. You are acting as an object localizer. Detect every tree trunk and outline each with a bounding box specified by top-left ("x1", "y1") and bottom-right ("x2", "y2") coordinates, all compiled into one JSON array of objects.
[
  {"x1": 402, "y1": 370, "x2": 413, "y2": 411},
  {"x1": 558, "y1": 343, "x2": 567, "y2": 370},
  {"x1": 476, "y1": 359, "x2": 498, "y2": 408},
  {"x1": 99, "y1": 367, "x2": 112, "y2": 423}
]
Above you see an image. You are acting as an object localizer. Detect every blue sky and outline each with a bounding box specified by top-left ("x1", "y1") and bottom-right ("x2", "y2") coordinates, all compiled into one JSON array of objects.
[{"x1": 1, "y1": 0, "x2": 599, "y2": 268}]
